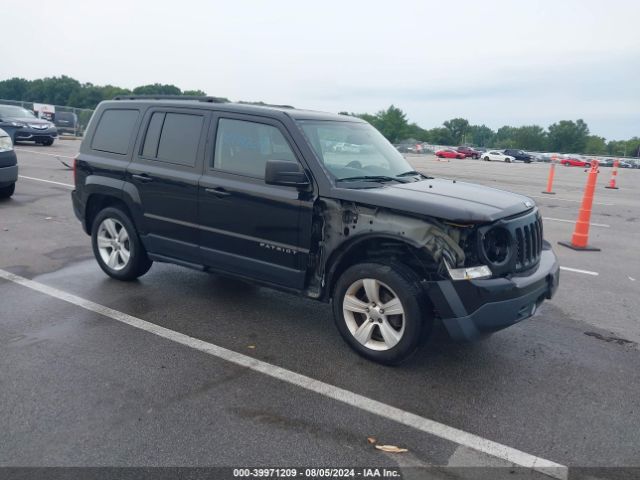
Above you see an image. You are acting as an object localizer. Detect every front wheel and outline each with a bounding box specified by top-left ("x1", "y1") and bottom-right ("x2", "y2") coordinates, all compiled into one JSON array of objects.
[
  {"x1": 332, "y1": 262, "x2": 431, "y2": 365},
  {"x1": 91, "y1": 207, "x2": 152, "y2": 281},
  {"x1": 42, "y1": 139, "x2": 54, "y2": 146},
  {"x1": 0, "y1": 183, "x2": 15, "y2": 199}
]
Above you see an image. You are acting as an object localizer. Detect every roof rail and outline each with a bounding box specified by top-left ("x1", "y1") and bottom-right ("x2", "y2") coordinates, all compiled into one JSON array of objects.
[
  {"x1": 237, "y1": 101, "x2": 295, "y2": 109},
  {"x1": 113, "y1": 95, "x2": 227, "y2": 103}
]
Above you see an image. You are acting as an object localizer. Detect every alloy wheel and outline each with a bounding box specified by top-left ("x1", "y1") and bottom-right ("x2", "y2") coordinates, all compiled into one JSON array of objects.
[
  {"x1": 97, "y1": 218, "x2": 131, "y2": 271},
  {"x1": 342, "y1": 278, "x2": 405, "y2": 351}
]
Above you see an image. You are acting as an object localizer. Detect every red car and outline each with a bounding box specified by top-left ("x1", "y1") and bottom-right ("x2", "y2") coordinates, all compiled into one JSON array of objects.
[
  {"x1": 435, "y1": 148, "x2": 465, "y2": 159},
  {"x1": 560, "y1": 157, "x2": 591, "y2": 167},
  {"x1": 456, "y1": 146, "x2": 482, "y2": 159}
]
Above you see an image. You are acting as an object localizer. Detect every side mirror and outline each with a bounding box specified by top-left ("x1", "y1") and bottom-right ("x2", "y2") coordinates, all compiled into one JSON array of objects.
[{"x1": 265, "y1": 159, "x2": 310, "y2": 188}]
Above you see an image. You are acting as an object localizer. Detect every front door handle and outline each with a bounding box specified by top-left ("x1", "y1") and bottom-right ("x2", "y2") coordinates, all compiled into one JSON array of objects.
[
  {"x1": 131, "y1": 173, "x2": 153, "y2": 183},
  {"x1": 205, "y1": 187, "x2": 231, "y2": 198}
]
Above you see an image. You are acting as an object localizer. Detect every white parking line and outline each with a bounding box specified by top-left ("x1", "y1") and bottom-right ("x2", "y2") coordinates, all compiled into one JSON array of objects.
[
  {"x1": 543, "y1": 217, "x2": 610, "y2": 228},
  {"x1": 0, "y1": 268, "x2": 567, "y2": 480},
  {"x1": 560, "y1": 266, "x2": 599, "y2": 276},
  {"x1": 15, "y1": 148, "x2": 75, "y2": 159},
  {"x1": 525, "y1": 194, "x2": 614, "y2": 206},
  {"x1": 18, "y1": 175, "x2": 73, "y2": 188}
]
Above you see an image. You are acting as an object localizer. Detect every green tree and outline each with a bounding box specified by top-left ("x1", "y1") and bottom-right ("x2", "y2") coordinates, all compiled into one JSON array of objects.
[
  {"x1": 373, "y1": 105, "x2": 410, "y2": 143},
  {"x1": 512, "y1": 125, "x2": 547, "y2": 151},
  {"x1": 132, "y1": 83, "x2": 182, "y2": 95},
  {"x1": 426, "y1": 127, "x2": 455, "y2": 145},
  {"x1": 547, "y1": 119, "x2": 589, "y2": 153},
  {"x1": 468, "y1": 124, "x2": 495, "y2": 147},
  {"x1": 585, "y1": 135, "x2": 607, "y2": 154},
  {"x1": 183, "y1": 89, "x2": 208, "y2": 96},
  {"x1": 443, "y1": 118, "x2": 470, "y2": 145},
  {"x1": 0, "y1": 77, "x2": 29, "y2": 100}
]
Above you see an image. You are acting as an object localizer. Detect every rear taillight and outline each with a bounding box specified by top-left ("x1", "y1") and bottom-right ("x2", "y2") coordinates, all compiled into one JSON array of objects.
[{"x1": 73, "y1": 153, "x2": 79, "y2": 186}]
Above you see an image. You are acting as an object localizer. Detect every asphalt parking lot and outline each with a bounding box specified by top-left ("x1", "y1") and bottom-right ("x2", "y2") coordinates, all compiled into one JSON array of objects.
[{"x1": 1, "y1": 141, "x2": 639, "y2": 477}]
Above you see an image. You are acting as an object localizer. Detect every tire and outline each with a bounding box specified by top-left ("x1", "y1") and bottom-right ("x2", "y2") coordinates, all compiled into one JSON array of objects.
[
  {"x1": 332, "y1": 262, "x2": 432, "y2": 365},
  {"x1": 505, "y1": 158, "x2": 511, "y2": 163},
  {"x1": 42, "y1": 139, "x2": 54, "y2": 146},
  {"x1": 484, "y1": 156, "x2": 490, "y2": 161},
  {"x1": 0, "y1": 183, "x2": 15, "y2": 199},
  {"x1": 91, "y1": 206, "x2": 152, "y2": 281}
]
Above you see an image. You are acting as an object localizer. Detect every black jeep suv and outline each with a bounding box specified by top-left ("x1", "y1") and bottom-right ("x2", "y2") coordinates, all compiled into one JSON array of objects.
[
  {"x1": 503, "y1": 149, "x2": 532, "y2": 163},
  {"x1": 72, "y1": 96, "x2": 559, "y2": 364}
]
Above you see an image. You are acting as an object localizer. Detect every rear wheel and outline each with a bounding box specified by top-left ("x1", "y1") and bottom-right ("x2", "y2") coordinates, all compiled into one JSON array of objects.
[
  {"x1": 484, "y1": 156, "x2": 490, "y2": 161},
  {"x1": 332, "y1": 262, "x2": 431, "y2": 365},
  {"x1": 91, "y1": 207, "x2": 152, "y2": 281},
  {"x1": 0, "y1": 183, "x2": 15, "y2": 199}
]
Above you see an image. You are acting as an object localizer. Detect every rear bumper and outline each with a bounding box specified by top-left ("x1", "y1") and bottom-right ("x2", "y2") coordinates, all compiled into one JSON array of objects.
[
  {"x1": 71, "y1": 190, "x2": 88, "y2": 232},
  {"x1": 426, "y1": 247, "x2": 559, "y2": 341},
  {"x1": 0, "y1": 150, "x2": 18, "y2": 186}
]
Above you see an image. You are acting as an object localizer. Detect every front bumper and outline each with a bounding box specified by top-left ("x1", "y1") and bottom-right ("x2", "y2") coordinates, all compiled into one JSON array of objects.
[
  {"x1": 14, "y1": 127, "x2": 57, "y2": 142},
  {"x1": 427, "y1": 247, "x2": 560, "y2": 341}
]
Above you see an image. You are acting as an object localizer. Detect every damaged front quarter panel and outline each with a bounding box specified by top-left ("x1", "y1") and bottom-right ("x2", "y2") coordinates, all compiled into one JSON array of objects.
[{"x1": 306, "y1": 198, "x2": 470, "y2": 298}]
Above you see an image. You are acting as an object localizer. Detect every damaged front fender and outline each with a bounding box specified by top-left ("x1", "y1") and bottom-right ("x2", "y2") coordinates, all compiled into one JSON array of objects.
[{"x1": 306, "y1": 198, "x2": 468, "y2": 298}]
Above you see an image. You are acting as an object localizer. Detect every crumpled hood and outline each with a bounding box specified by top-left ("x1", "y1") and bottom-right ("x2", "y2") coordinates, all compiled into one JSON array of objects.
[{"x1": 332, "y1": 178, "x2": 535, "y2": 223}]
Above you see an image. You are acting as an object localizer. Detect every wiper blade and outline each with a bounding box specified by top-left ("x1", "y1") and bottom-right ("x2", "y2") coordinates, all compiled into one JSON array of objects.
[
  {"x1": 337, "y1": 175, "x2": 401, "y2": 183},
  {"x1": 396, "y1": 170, "x2": 428, "y2": 177}
]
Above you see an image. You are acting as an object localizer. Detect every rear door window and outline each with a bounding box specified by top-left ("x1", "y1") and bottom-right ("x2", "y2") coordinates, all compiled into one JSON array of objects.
[
  {"x1": 91, "y1": 109, "x2": 139, "y2": 155},
  {"x1": 141, "y1": 112, "x2": 204, "y2": 167}
]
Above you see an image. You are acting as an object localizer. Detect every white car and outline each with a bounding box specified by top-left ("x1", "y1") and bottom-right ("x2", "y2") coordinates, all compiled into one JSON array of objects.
[{"x1": 482, "y1": 150, "x2": 515, "y2": 163}]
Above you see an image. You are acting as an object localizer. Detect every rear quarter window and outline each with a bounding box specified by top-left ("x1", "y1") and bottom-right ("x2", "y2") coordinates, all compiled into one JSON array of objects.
[{"x1": 91, "y1": 109, "x2": 139, "y2": 155}]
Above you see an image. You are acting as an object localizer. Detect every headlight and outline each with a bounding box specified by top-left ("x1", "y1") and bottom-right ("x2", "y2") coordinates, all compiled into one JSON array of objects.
[
  {"x1": 445, "y1": 260, "x2": 492, "y2": 280},
  {"x1": 0, "y1": 135, "x2": 13, "y2": 152},
  {"x1": 10, "y1": 121, "x2": 26, "y2": 127}
]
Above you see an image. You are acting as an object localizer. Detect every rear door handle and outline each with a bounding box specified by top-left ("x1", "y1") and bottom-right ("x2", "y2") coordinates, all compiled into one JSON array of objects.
[
  {"x1": 131, "y1": 173, "x2": 153, "y2": 183},
  {"x1": 205, "y1": 187, "x2": 231, "y2": 198}
]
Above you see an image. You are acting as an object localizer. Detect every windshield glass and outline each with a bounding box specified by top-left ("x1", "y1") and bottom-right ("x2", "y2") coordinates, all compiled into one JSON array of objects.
[
  {"x1": 297, "y1": 120, "x2": 417, "y2": 182},
  {"x1": 0, "y1": 105, "x2": 36, "y2": 118}
]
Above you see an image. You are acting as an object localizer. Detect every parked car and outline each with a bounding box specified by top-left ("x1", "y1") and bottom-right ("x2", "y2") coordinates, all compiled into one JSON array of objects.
[
  {"x1": 618, "y1": 160, "x2": 633, "y2": 168},
  {"x1": 0, "y1": 105, "x2": 58, "y2": 146},
  {"x1": 72, "y1": 96, "x2": 559, "y2": 365},
  {"x1": 456, "y1": 146, "x2": 481, "y2": 159},
  {"x1": 54, "y1": 111, "x2": 79, "y2": 135},
  {"x1": 503, "y1": 149, "x2": 532, "y2": 163},
  {"x1": 435, "y1": 148, "x2": 465, "y2": 159},
  {"x1": 598, "y1": 158, "x2": 614, "y2": 167},
  {"x1": 0, "y1": 127, "x2": 17, "y2": 198},
  {"x1": 482, "y1": 150, "x2": 515, "y2": 162},
  {"x1": 560, "y1": 157, "x2": 591, "y2": 167}
]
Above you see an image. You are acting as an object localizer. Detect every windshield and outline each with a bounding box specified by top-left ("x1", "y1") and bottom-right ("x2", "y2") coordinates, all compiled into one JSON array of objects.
[
  {"x1": 0, "y1": 105, "x2": 36, "y2": 119},
  {"x1": 297, "y1": 120, "x2": 418, "y2": 182}
]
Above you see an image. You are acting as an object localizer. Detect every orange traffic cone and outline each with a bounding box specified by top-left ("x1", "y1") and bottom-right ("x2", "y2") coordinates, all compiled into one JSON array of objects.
[
  {"x1": 542, "y1": 160, "x2": 556, "y2": 194},
  {"x1": 558, "y1": 160, "x2": 601, "y2": 251},
  {"x1": 605, "y1": 159, "x2": 620, "y2": 189}
]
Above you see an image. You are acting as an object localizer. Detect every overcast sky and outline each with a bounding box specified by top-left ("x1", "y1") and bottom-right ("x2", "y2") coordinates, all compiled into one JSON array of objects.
[{"x1": 2, "y1": 0, "x2": 638, "y2": 139}]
